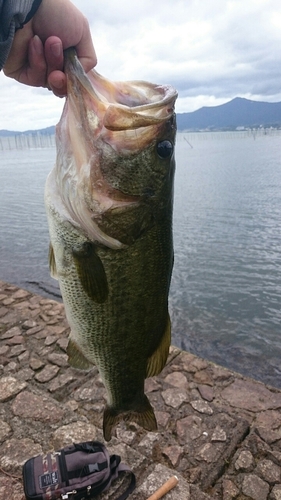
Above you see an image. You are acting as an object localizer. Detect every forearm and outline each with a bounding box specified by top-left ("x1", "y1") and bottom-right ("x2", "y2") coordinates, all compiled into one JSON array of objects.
[{"x1": 0, "y1": 0, "x2": 42, "y2": 69}]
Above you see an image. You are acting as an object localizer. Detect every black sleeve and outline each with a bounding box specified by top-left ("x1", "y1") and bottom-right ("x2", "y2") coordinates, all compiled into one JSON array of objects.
[{"x1": 0, "y1": 0, "x2": 43, "y2": 69}]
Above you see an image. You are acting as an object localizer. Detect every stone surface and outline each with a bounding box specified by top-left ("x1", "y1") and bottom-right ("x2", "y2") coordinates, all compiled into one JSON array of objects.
[
  {"x1": 52, "y1": 422, "x2": 97, "y2": 448},
  {"x1": 47, "y1": 352, "x2": 68, "y2": 367},
  {"x1": 44, "y1": 335, "x2": 58, "y2": 346},
  {"x1": 9, "y1": 345, "x2": 26, "y2": 357},
  {"x1": 135, "y1": 464, "x2": 190, "y2": 499},
  {"x1": 0, "y1": 375, "x2": 27, "y2": 402},
  {"x1": 1, "y1": 326, "x2": 21, "y2": 339},
  {"x1": 0, "y1": 345, "x2": 9, "y2": 355},
  {"x1": 0, "y1": 419, "x2": 11, "y2": 442},
  {"x1": 190, "y1": 485, "x2": 213, "y2": 500},
  {"x1": 197, "y1": 384, "x2": 214, "y2": 401},
  {"x1": 116, "y1": 426, "x2": 136, "y2": 445},
  {"x1": 34, "y1": 364, "x2": 60, "y2": 382},
  {"x1": 190, "y1": 399, "x2": 213, "y2": 415},
  {"x1": 235, "y1": 449, "x2": 255, "y2": 471},
  {"x1": 255, "y1": 459, "x2": 281, "y2": 484},
  {"x1": 177, "y1": 414, "x2": 203, "y2": 442},
  {"x1": 107, "y1": 442, "x2": 146, "y2": 472},
  {"x1": 29, "y1": 357, "x2": 45, "y2": 370},
  {"x1": 197, "y1": 442, "x2": 222, "y2": 463},
  {"x1": 1, "y1": 281, "x2": 281, "y2": 498},
  {"x1": 0, "y1": 475, "x2": 25, "y2": 500},
  {"x1": 211, "y1": 426, "x2": 227, "y2": 442},
  {"x1": 0, "y1": 438, "x2": 42, "y2": 472},
  {"x1": 155, "y1": 410, "x2": 170, "y2": 428},
  {"x1": 7, "y1": 335, "x2": 24, "y2": 345},
  {"x1": 162, "y1": 388, "x2": 188, "y2": 408},
  {"x1": 138, "y1": 432, "x2": 159, "y2": 458},
  {"x1": 271, "y1": 485, "x2": 281, "y2": 500},
  {"x1": 255, "y1": 409, "x2": 281, "y2": 444},
  {"x1": 12, "y1": 390, "x2": 64, "y2": 423},
  {"x1": 164, "y1": 371, "x2": 188, "y2": 388},
  {"x1": 222, "y1": 479, "x2": 239, "y2": 500},
  {"x1": 242, "y1": 473, "x2": 270, "y2": 500},
  {"x1": 145, "y1": 378, "x2": 162, "y2": 392},
  {"x1": 48, "y1": 370, "x2": 76, "y2": 392},
  {"x1": 162, "y1": 445, "x2": 184, "y2": 467},
  {"x1": 22, "y1": 319, "x2": 37, "y2": 329},
  {"x1": 222, "y1": 379, "x2": 281, "y2": 411},
  {"x1": 12, "y1": 289, "x2": 29, "y2": 299}
]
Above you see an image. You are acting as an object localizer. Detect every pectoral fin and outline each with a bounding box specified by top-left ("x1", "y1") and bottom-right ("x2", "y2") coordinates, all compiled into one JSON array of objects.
[
  {"x1": 146, "y1": 315, "x2": 171, "y2": 378},
  {"x1": 72, "y1": 242, "x2": 108, "y2": 303},
  {"x1": 67, "y1": 338, "x2": 93, "y2": 370},
  {"x1": 48, "y1": 243, "x2": 58, "y2": 279}
]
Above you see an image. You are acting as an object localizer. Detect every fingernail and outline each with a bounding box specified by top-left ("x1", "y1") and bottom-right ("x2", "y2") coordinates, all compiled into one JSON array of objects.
[
  {"x1": 33, "y1": 35, "x2": 43, "y2": 54},
  {"x1": 48, "y1": 75, "x2": 65, "y2": 90},
  {"x1": 56, "y1": 78, "x2": 65, "y2": 89},
  {"x1": 50, "y1": 42, "x2": 62, "y2": 58}
]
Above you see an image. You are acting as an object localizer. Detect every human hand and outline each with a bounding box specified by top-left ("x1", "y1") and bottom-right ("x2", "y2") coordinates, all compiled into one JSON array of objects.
[{"x1": 3, "y1": 0, "x2": 97, "y2": 97}]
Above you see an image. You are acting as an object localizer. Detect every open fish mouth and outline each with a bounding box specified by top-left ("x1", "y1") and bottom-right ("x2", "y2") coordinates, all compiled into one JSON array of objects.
[{"x1": 63, "y1": 48, "x2": 177, "y2": 150}]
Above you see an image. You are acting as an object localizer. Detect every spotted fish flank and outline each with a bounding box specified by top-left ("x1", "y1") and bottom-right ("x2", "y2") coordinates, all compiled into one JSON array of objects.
[{"x1": 45, "y1": 48, "x2": 177, "y2": 440}]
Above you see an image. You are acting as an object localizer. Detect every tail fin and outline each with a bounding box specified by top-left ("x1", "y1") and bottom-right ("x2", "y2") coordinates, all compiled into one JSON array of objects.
[{"x1": 103, "y1": 395, "x2": 157, "y2": 441}]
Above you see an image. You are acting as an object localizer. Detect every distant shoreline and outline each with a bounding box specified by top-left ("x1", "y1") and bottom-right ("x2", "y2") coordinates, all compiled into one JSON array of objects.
[{"x1": 0, "y1": 128, "x2": 280, "y2": 151}]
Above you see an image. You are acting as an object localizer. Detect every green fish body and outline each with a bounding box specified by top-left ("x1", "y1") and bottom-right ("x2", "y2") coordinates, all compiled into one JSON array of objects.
[{"x1": 45, "y1": 49, "x2": 177, "y2": 440}]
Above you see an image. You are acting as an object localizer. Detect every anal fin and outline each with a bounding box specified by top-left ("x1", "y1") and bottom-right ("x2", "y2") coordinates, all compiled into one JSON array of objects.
[
  {"x1": 146, "y1": 315, "x2": 171, "y2": 378},
  {"x1": 67, "y1": 338, "x2": 93, "y2": 370}
]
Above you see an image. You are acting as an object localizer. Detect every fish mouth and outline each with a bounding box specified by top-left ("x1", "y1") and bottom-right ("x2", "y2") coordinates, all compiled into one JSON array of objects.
[{"x1": 63, "y1": 48, "x2": 177, "y2": 149}]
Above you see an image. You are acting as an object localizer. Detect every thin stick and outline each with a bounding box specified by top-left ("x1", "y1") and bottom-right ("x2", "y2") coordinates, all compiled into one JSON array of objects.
[
  {"x1": 0, "y1": 466, "x2": 22, "y2": 482},
  {"x1": 146, "y1": 475, "x2": 179, "y2": 500}
]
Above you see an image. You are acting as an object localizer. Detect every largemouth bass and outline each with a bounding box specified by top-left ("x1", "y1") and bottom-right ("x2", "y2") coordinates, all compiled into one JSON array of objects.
[{"x1": 45, "y1": 48, "x2": 177, "y2": 440}]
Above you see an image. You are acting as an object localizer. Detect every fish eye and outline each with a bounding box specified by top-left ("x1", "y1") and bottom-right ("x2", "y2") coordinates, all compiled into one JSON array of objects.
[{"x1": 156, "y1": 140, "x2": 173, "y2": 159}]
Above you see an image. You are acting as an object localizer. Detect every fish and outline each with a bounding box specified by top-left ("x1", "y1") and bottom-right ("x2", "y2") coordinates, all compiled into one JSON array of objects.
[{"x1": 45, "y1": 48, "x2": 177, "y2": 441}]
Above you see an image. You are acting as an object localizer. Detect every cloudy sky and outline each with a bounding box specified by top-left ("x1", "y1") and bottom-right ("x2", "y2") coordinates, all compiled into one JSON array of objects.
[{"x1": 1, "y1": 0, "x2": 281, "y2": 131}]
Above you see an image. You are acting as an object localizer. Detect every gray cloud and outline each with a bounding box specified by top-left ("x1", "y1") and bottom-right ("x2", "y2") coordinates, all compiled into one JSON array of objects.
[{"x1": 0, "y1": 0, "x2": 280, "y2": 130}]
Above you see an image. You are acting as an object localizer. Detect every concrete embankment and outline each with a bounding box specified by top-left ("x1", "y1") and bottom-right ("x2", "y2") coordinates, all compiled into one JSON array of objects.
[{"x1": 0, "y1": 279, "x2": 281, "y2": 499}]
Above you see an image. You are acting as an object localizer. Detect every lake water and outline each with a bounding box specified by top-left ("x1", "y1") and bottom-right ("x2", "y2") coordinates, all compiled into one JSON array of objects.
[{"x1": 0, "y1": 131, "x2": 281, "y2": 387}]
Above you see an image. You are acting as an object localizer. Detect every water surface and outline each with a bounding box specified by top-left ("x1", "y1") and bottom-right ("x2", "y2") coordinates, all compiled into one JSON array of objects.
[{"x1": 0, "y1": 131, "x2": 281, "y2": 387}]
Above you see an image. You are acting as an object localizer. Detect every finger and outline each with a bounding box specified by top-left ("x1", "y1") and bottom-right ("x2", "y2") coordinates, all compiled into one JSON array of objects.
[
  {"x1": 74, "y1": 17, "x2": 97, "y2": 73},
  {"x1": 47, "y1": 70, "x2": 67, "y2": 97},
  {"x1": 5, "y1": 34, "x2": 47, "y2": 86},
  {"x1": 45, "y1": 37, "x2": 66, "y2": 96},
  {"x1": 24, "y1": 35, "x2": 47, "y2": 86},
  {"x1": 44, "y1": 36, "x2": 64, "y2": 75}
]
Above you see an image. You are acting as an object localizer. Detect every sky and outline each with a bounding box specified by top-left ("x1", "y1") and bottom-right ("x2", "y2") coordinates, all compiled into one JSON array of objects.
[{"x1": 1, "y1": 0, "x2": 281, "y2": 131}]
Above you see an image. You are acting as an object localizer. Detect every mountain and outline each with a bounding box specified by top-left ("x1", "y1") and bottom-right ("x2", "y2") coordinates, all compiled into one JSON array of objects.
[
  {"x1": 177, "y1": 97, "x2": 281, "y2": 130},
  {"x1": 1, "y1": 98, "x2": 281, "y2": 136},
  {"x1": 0, "y1": 126, "x2": 55, "y2": 137}
]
